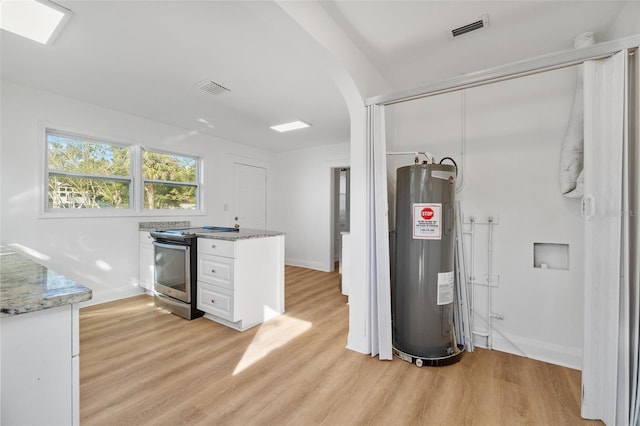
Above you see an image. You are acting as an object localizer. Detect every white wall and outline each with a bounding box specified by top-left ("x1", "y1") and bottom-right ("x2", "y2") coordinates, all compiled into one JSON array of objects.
[
  {"x1": 0, "y1": 81, "x2": 275, "y2": 305},
  {"x1": 273, "y1": 142, "x2": 350, "y2": 272},
  {"x1": 604, "y1": 1, "x2": 640, "y2": 41},
  {"x1": 386, "y1": 66, "x2": 584, "y2": 369}
]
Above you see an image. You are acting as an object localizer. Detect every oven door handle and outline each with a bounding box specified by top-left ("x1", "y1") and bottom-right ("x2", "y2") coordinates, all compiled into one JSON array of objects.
[{"x1": 152, "y1": 241, "x2": 189, "y2": 251}]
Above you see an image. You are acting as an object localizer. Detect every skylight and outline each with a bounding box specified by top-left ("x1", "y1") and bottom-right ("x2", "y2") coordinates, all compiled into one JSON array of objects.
[
  {"x1": 0, "y1": 0, "x2": 71, "y2": 45},
  {"x1": 270, "y1": 120, "x2": 311, "y2": 132}
]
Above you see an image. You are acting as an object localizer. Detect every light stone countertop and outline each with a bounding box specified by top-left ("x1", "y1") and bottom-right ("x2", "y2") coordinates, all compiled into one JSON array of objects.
[
  {"x1": 195, "y1": 228, "x2": 284, "y2": 241},
  {"x1": 138, "y1": 220, "x2": 190, "y2": 231},
  {"x1": 0, "y1": 246, "x2": 92, "y2": 317}
]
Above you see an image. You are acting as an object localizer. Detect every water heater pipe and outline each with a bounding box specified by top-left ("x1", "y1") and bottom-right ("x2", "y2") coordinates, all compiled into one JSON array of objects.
[
  {"x1": 386, "y1": 151, "x2": 435, "y2": 164},
  {"x1": 466, "y1": 216, "x2": 526, "y2": 354},
  {"x1": 469, "y1": 216, "x2": 490, "y2": 346},
  {"x1": 469, "y1": 216, "x2": 476, "y2": 331},
  {"x1": 456, "y1": 90, "x2": 467, "y2": 194},
  {"x1": 487, "y1": 216, "x2": 495, "y2": 350}
]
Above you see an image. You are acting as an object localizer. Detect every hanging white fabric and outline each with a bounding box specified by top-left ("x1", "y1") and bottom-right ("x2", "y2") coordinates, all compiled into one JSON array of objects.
[
  {"x1": 581, "y1": 50, "x2": 627, "y2": 426},
  {"x1": 559, "y1": 32, "x2": 595, "y2": 198},
  {"x1": 625, "y1": 47, "x2": 639, "y2": 426},
  {"x1": 366, "y1": 104, "x2": 393, "y2": 359}
]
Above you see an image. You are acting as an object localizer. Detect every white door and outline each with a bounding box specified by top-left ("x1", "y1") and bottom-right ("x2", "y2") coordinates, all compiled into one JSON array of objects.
[
  {"x1": 581, "y1": 50, "x2": 626, "y2": 425},
  {"x1": 233, "y1": 163, "x2": 267, "y2": 230},
  {"x1": 333, "y1": 167, "x2": 350, "y2": 261}
]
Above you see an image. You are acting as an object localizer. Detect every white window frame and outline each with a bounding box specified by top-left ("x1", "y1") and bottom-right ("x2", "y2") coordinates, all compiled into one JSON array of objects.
[
  {"x1": 140, "y1": 147, "x2": 202, "y2": 212},
  {"x1": 42, "y1": 127, "x2": 205, "y2": 218},
  {"x1": 45, "y1": 128, "x2": 134, "y2": 214}
]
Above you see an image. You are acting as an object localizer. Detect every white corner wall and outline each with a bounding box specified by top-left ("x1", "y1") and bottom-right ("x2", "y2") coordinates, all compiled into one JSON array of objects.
[
  {"x1": 0, "y1": 81, "x2": 275, "y2": 306},
  {"x1": 387, "y1": 66, "x2": 584, "y2": 369},
  {"x1": 604, "y1": 1, "x2": 640, "y2": 41},
  {"x1": 273, "y1": 142, "x2": 350, "y2": 272}
]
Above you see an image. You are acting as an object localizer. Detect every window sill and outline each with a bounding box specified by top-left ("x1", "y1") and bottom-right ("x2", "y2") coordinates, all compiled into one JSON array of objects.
[{"x1": 39, "y1": 209, "x2": 207, "y2": 219}]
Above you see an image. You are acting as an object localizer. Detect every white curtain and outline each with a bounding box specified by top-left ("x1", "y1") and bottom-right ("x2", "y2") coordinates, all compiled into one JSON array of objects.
[
  {"x1": 626, "y1": 47, "x2": 639, "y2": 426},
  {"x1": 582, "y1": 48, "x2": 639, "y2": 426},
  {"x1": 366, "y1": 104, "x2": 393, "y2": 359}
]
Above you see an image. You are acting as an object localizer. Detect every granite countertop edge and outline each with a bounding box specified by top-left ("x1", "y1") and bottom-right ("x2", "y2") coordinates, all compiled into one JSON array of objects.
[
  {"x1": 194, "y1": 229, "x2": 285, "y2": 241},
  {"x1": 1, "y1": 248, "x2": 93, "y2": 318},
  {"x1": 1, "y1": 289, "x2": 93, "y2": 317}
]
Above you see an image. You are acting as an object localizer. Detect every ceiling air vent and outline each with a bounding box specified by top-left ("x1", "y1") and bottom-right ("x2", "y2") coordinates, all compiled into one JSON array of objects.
[
  {"x1": 196, "y1": 80, "x2": 230, "y2": 95},
  {"x1": 451, "y1": 14, "x2": 489, "y2": 38}
]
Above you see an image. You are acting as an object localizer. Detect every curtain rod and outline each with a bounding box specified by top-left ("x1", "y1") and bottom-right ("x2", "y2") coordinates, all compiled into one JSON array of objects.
[{"x1": 366, "y1": 34, "x2": 640, "y2": 107}]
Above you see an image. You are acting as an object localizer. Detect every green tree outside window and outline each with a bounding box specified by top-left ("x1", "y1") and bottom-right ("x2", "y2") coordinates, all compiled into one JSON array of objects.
[
  {"x1": 46, "y1": 129, "x2": 201, "y2": 211},
  {"x1": 142, "y1": 150, "x2": 197, "y2": 209}
]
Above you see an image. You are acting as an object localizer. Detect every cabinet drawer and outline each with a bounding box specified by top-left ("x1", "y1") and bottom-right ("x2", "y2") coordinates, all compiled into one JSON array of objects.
[
  {"x1": 197, "y1": 254, "x2": 234, "y2": 289},
  {"x1": 197, "y1": 282, "x2": 234, "y2": 321},
  {"x1": 198, "y1": 239, "x2": 235, "y2": 258}
]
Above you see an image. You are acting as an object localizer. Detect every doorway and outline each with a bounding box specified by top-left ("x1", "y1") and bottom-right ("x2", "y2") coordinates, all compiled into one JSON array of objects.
[
  {"x1": 233, "y1": 162, "x2": 267, "y2": 229},
  {"x1": 333, "y1": 167, "x2": 350, "y2": 264}
]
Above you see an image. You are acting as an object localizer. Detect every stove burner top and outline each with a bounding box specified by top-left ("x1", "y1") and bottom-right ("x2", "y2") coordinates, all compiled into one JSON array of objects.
[
  {"x1": 150, "y1": 226, "x2": 238, "y2": 241},
  {"x1": 200, "y1": 226, "x2": 238, "y2": 232}
]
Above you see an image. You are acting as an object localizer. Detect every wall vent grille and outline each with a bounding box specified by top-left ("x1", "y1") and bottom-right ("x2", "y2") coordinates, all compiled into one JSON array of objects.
[
  {"x1": 196, "y1": 80, "x2": 230, "y2": 95},
  {"x1": 451, "y1": 14, "x2": 489, "y2": 38}
]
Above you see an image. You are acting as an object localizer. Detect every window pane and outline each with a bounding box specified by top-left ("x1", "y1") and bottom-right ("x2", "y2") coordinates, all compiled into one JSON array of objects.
[
  {"x1": 143, "y1": 151, "x2": 196, "y2": 183},
  {"x1": 47, "y1": 133, "x2": 130, "y2": 177},
  {"x1": 48, "y1": 176, "x2": 130, "y2": 209},
  {"x1": 144, "y1": 183, "x2": 196, "y2": 210}
]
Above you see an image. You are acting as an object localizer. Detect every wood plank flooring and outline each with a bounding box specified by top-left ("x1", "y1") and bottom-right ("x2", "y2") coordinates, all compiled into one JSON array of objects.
[{"x1": 80, "y1": 265, "x2": 601, "y2": 425}]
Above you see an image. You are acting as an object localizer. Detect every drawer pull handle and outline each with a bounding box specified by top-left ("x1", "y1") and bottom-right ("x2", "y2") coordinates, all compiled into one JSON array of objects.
[
  {"x1": 211, "y1": 299, "x2": 215, "y2": 303},
  {"x1": 211, "y1": 269, "x2": 216, "y2": 273},
  {"x1": 211, "y1": 245, "x2": 216, "y2": 248}
]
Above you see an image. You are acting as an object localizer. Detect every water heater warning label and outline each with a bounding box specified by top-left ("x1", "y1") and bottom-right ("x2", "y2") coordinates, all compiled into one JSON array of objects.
[
  {"x1": 437, "y1": 271, "x2": 454, "y2": 305},
  {"x1": 412, "y1": 203, "x2": 442, "y2": 239}
]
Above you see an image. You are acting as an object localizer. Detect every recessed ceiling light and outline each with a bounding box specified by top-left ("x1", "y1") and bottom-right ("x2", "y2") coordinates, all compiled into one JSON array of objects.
[
  {"x1": 270, "y1": 121, "x2": 311, "y2": 132},
  {"x1": 0, "y1": 0, "x2": 71, "y2": 45}
]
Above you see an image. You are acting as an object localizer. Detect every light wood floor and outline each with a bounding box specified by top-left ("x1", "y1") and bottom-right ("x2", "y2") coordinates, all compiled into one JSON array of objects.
[{"x1": 80, "y1": 266, "x2": 601, "y2": 425}]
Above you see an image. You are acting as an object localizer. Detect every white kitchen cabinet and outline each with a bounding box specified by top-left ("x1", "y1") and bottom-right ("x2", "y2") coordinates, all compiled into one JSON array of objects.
[
  {"x1": 198, "y1": 283, "x2": 234, "y2": 320},
  {"x1": 1, "y1": 303, "x2": 80, "y2": 425},
  {"x1": 197, "y1": 235, "x2": 284, "y2": 331},
  {"x1": 138, "y1": 231, "x2": 154, "y2": 291}
]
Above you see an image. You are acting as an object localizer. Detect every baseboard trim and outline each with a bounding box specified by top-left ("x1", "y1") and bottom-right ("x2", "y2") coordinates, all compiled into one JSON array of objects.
[
  {"x1": 285, "y1": 258, "x2": 332, "y2": 272},
  {"x1": 80, "y1": 286, "x2": 146, "y2": 308},
  {"x1": 475, "y1": 331, "x2": 582, "y2": 370}
]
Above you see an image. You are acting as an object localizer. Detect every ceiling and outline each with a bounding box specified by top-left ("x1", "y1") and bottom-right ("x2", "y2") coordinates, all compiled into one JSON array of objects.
[{"x1": 0, "y1": 1, "x2": 632, "y2": 153}]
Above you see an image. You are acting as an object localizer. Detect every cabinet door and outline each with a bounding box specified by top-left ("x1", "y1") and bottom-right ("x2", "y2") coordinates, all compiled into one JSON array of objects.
[
  {"x1": 197, "y1": 282, "x2": 235, "y2": 321},
  {"x1": 138, "y1": 232, "x2": 154, "y2": 291},
  {"x1": 198, "y1": 238, "x2": 235, "y2": 258},
  {"x1": 197, "y1": 254, "x2": 234, "y2": 289},
  {"x1": 1, "y1": 305, "x2": 73, "y2": 425}
]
